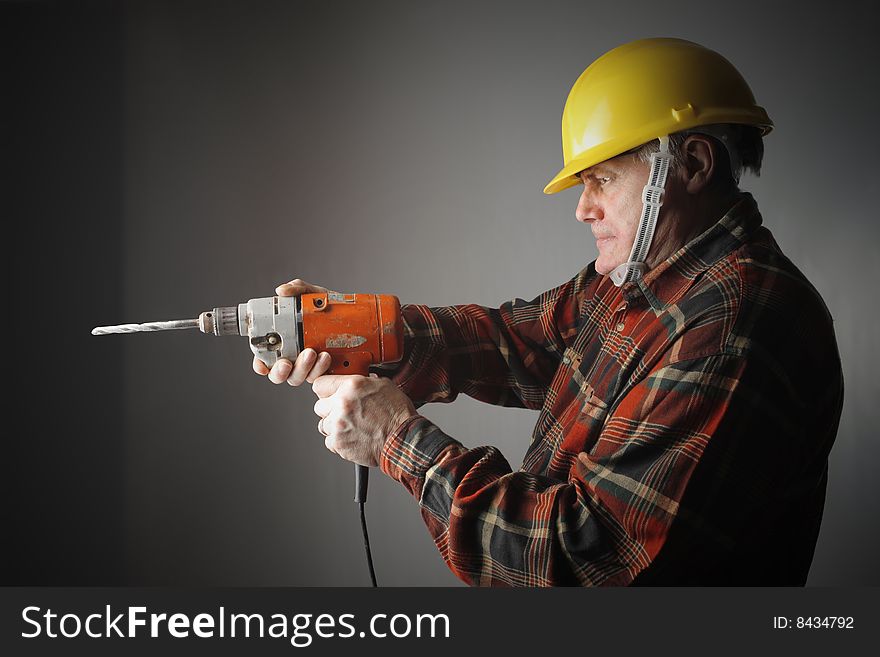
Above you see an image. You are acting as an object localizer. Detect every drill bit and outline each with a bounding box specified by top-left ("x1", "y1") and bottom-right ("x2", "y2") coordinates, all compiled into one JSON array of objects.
[{"x1": 91, "y1": 318, "x2": 200, "y2": 335}]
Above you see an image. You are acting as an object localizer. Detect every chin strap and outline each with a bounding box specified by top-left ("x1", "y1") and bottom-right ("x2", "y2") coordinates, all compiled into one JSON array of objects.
[{"x1": 609, "y1": 136, "x2": 671, "y2": 287}]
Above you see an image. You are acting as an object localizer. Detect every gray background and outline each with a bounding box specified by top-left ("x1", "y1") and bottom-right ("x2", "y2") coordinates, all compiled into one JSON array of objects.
[{"x1": 7, "y1": 0, "x2": 879, "y2": 586}]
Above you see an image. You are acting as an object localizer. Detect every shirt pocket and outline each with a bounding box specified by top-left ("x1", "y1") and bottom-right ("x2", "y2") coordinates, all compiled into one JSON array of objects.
[
  {"x1": 546, "y1": 387, "x2": 609, "y2": 477},
  {"x1": 578, "y1": 390, "x2": 609, "y2": 426}
]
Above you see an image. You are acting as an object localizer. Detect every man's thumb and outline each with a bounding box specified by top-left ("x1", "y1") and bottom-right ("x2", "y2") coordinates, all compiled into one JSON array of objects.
[{"x1": 311, "y1": 374, "x2": 347, "y2": 398}]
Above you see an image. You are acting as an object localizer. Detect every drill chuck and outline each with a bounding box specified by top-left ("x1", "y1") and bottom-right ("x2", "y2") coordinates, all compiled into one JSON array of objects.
[{"x1": 198, "y1": 306, "x2": 240, "y2": 336}]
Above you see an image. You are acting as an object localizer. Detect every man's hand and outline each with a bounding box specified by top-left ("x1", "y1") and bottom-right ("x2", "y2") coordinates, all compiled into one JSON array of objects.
[
  {"x1": 312, "y1": 374, "x2": 419, "y2": 467},
  {"x1": 252, "y1": 278, "x2": 332, "y2": 385}
]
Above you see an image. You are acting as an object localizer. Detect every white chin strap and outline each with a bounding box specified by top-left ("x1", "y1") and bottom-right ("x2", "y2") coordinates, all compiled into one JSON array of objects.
[{"x1": 609, "y1": 136, "x2": 671, "y2": 287}]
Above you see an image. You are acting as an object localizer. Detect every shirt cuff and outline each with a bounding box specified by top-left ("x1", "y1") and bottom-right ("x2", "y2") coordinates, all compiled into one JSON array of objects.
[{"x1": 379, "y1": 414, "x2": 462, "y2": 499}]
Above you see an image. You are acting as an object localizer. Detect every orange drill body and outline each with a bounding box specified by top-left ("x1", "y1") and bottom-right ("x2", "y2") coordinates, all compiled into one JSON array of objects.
[{"x1": 300, "y1": 292, "x2": 404, "y2": 376}]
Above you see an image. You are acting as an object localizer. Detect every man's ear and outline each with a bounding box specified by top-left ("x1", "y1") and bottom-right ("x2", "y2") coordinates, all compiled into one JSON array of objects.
[{"x1": 682, "y1": 135, "x2": 717, "y2": 194}]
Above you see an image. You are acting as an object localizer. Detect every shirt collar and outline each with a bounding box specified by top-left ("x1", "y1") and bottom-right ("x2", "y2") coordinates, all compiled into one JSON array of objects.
[{"x1": 621, "y1": 192, "x2": 764, "y2": 313}]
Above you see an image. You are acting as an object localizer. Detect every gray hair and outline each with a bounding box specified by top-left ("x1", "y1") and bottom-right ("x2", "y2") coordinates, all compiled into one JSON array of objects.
[{"x1": 632, "y1": 123, "x2": 765, "y2": 186}]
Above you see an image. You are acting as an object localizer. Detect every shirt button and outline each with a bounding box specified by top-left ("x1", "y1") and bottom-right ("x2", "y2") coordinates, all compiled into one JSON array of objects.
[{"x1": 615, "y1": 322, "x2": 625, "y2": 332}]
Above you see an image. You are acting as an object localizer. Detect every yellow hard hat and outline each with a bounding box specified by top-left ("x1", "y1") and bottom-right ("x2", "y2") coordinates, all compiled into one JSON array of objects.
[{"x1": 543, "y1": 38, "x2": 773, "y2": 194}]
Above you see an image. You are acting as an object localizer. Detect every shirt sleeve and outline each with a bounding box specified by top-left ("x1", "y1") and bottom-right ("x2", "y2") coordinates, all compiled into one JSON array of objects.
[
  {"x1": 380, "y1": 349, "x2": 835, "y2": 586},
  {"x1": 381, "y1": 267, "x2": 593, "y2": 411}
]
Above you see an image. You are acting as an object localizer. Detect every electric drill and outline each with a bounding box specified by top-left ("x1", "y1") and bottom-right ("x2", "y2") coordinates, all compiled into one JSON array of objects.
[{"x1": 91, "y1": 291, "x2": 405, "y2": 505}]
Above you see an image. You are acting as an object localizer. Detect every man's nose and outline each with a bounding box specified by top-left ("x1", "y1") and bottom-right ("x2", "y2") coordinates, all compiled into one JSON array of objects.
[{"x1": 575, "y1": 186, "x2": 603, "y2": 224}]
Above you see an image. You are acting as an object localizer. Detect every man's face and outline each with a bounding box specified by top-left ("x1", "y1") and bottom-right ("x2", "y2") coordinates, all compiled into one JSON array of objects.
[{"x1": 575, "y1": 153, "x2": 652, "y2": 275}]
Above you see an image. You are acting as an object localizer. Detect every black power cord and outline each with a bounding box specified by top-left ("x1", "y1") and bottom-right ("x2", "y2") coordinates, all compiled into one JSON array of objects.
[
  {"x1": 358, "y1": 501, "x2": 378, "y2": 587},
  {"x1": 354, "y1": 464, "x2": 377, "y2": 586}
]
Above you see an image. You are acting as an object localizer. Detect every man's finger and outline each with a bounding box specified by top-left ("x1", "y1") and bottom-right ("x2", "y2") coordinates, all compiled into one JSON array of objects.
[
  {"x1": 286, "y1": 348, "x2": 317, "y2": 386},
  {"x1": 275, "y1": 278, "x2": 326, "y2": 296},
  {"x1": 268, "y1": 358, "x2": 293, "y2": 384},
  {"x1": 312, "y1": 374, "x2": 352, "y2": 398},
  {"x1": 275, "y1": 278, "x2": 308, "y2": 295},
  {"x1": 253, "y1": 357, "x2": 270, "y2": 375},
  {"x1": 313, "y1": 397, "x2": 332, "y2": 418},
  {"x1": 305, "y1": 352, "x2": 332, "y2": 384}
]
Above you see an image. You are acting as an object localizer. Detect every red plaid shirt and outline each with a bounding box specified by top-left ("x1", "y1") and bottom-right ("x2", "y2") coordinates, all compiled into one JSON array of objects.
[{"x1": 378, "y1": 193, "x2": 844, "y2": 586}]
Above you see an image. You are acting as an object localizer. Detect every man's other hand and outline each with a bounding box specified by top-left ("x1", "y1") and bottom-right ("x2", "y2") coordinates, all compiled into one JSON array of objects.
[
  {"x1": 312, "y1": 374, "x2": 418, "y2": 467},
  {"x1": 252, "y1": 278, "x2": 332, "y2": 385}
]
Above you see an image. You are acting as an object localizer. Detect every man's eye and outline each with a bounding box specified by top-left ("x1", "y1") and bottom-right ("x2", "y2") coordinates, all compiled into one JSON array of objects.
[{"x1": 581, "y1": 174, "x2": 611, "y2": 187}]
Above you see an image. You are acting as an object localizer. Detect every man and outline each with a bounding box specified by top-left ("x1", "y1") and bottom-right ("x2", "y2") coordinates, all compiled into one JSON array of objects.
[{"x1": 254, "y1": 38, "x2": 844, "y2": 585}]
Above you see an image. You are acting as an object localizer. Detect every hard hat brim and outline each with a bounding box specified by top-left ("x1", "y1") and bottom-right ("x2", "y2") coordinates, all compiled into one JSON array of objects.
[{"x1": 542, "y1": 111, "x2": 772, "y2": 195}]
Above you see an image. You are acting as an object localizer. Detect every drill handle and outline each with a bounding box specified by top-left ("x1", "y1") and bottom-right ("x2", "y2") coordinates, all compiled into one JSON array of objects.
[{"x1": 355, "y1": 465, "x2": 369, "y2": 504}]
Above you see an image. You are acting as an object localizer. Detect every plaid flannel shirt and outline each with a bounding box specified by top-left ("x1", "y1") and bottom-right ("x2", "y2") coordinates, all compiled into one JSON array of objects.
[{"x1": 378, "y1": 193, "x2": 844, "y2": 586}]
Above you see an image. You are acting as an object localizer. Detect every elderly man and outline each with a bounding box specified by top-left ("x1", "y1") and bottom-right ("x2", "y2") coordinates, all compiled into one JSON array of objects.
[{"x1": 255, "y1": 38, "x2": 844, "y2": 586}]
